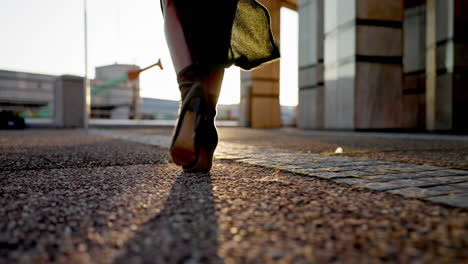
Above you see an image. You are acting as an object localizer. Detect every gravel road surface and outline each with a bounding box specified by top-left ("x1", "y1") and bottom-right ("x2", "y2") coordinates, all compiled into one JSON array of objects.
[{"x1": 1, "y1": 130, "x2": 467, "y2": 263}]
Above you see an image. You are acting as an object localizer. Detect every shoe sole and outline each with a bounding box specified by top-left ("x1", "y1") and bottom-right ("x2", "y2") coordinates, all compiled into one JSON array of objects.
[
  {"x1": 183, "y1": 146, "x2": 213, "y2": 173},
  {"x1": 170, "y1": 111, "x2": 197, "y2": 166}
]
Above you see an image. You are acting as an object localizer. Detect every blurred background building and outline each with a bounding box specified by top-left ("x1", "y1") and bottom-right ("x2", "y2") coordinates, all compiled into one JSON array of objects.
[
  {"x1": 0, "y1": 64, "x2": 269, "y2": 123},
  {"x1": 294, "y1": 0, "x2": 467, "y2": 131},
  {"x1": 0, "y1": 70, "x2": 56, "y2": 118},
  {"x1": 91, "y1": 64, "x2": 141, "y2": 119},
  {"x1": 0, "y1": 64, "x2": 143, "y2": 120},
  {"x1": 1, "y1": 0, "x2": 466, "y2": 131}
]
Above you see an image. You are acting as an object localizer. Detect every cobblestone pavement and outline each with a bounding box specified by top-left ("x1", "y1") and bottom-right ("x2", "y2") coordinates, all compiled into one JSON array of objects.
[
  {"x1": 90, "y1": 129, "x2": 468, "y2": 209},
  {"x1": 1, "y1": 130, "x2": 468, "y2": 263},
  {"x1": 119, "y1": 127, "x2": 468, "y2": 169}
]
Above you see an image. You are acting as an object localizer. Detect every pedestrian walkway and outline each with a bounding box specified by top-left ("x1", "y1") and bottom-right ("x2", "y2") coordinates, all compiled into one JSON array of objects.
[
  {"x1": 1, "y1": 129, "x2": 467, "y2": 263},
  {"x1": 91, "y1": 129, "x2": 468, "y2": 208}
]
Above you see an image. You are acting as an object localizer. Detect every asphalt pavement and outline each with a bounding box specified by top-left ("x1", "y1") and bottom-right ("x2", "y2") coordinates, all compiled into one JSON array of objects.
[{"x1": 1, "y1": 129, "x2": 467, "y2": 263}]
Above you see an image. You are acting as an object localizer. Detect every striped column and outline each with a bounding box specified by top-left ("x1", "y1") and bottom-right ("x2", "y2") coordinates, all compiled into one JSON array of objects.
[
  {"x1": 402, "y1": 1, "x2": 427, "y2": 129},
  {"x1": 324, "y1": 0, "x2": 404, "y2": 129},
  {"x1": 297, "y1": 0, "x2": 324, "y2": 129},
  {"x1": 239, "y1": 0, "x2": 281, "y2": 128},
  {"x1": 426, "y1": 0, "x2": 468, "y2": 131}
]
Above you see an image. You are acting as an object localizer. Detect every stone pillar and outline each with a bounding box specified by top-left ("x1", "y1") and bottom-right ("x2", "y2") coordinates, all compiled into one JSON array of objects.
[
  {"x1": 297, "y1": 0, "x2": 324, "y2": 129},
  {"x1": 239, "y1": 0, "x2": 281, "y2": 128},
  {"x1": 402, "y1": 1, "x2": 427, "y2": 129},
  {"x1": 324, "y1": 0, "x2": 404, "y2": 129},
  {"x1": 426, "y1": 0, "x2": 468, "y2": 131},
  {"x1": 54, "y1": 75, "x2": 87, "y2": 128}
]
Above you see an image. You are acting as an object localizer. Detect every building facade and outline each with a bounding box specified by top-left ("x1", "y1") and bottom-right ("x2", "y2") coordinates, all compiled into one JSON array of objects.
[
  {"x1": 91, "y1": 64, "x2": 141, "y2": 119},
  {"x1": 243, "y1": 0, "x2": 468, "y2": 131},
  {"x1": 0, "y1": 70, "x2": 56, "y2": 118},
  {"x1": 0, "y1": 64, "x2": 142, "y2": 120},
  {"x1": 2, "y1": 1, "x2": 466, "y2": 131},
  {"x1": 296, "y1": 0, "x2": 468, "y2": 131}
]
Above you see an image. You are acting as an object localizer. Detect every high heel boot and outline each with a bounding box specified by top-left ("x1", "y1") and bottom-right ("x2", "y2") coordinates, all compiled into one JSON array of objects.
[
  {"x1": 170, "y1": 64, "x2": 220, "y2": 173},
  {"x1": 170, "y1": 64, "x2": 207, "y2": 167},
  {"x1": 182, "y1": 93, "x2": 218, "y2": 173}
]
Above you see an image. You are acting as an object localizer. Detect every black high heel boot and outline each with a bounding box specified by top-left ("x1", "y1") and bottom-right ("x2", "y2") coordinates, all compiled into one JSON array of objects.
[
  {"x1": 182, "y1": 97, "x2": 218, "y2": 173},
  {"x1": 170, "y1": 64, "x2": 207, "y2": 167}
]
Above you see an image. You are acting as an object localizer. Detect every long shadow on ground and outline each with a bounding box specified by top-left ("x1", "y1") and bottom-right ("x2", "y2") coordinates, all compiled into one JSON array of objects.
[{"x1": 115, "y1": 172, "x2": 221, "y2": 263}]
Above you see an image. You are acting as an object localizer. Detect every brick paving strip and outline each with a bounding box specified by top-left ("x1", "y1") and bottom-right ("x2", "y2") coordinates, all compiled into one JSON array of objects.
[{"x1": 89, "y1": 129, "x2": 468, "y2": 208}]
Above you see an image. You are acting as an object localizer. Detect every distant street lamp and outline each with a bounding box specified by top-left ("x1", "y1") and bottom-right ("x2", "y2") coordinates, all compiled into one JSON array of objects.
[
  {"x1": 83, "y1": 0, "x2": 90, "y2": 129},
  {"x1": 127, "y1": 59, "x2": 164, "y2": 80}
]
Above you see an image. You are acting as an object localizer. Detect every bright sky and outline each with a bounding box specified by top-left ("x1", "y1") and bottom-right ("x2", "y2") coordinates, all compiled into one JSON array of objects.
[{"x1": 0, "y1": 0, "x2": 298, "y2": 106}]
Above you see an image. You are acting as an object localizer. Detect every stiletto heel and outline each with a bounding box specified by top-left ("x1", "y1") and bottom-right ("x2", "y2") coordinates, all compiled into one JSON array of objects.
[{"x1": 191, "y1": 98, "x2": 201, "y2": 136}]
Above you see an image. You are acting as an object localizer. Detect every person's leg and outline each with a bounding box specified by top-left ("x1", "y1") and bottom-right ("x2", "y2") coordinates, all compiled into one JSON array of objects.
[
  {"x1": 203, "y1": 68, "x2": 224, "y2": 109},
  {"x1": 161, "y1": 0, "x2": 192, "y2": 72},
  {"x1": 162, "y1": 0, "x2": 225, "y2": 171}
]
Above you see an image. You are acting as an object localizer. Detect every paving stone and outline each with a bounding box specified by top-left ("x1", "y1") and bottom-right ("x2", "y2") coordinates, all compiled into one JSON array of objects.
[
  {"x1": 424, "y1": 185, "x2": 466, "y2": 194},
  {"x1": 314, "y1": 167, "x2": 350, "y2": 172},
  {"x1": 291, "y1": 168, "x2": 318, "y2": 175},
  {"x1": 335, "y1": 165, "x2": 376, "y2": 170},
  {"x1": 380, "y1": 167, "x2": 410, "y2": 172},
  {"x1": 273, "y1": 157, "x2": 314, "y2": 161},
  {"x1": 401, "y1": 173, "x2": 448, "y2": 180},
  {"x1": 288, "y1": 162, "x2": 319, "y2": 167},
  {"x1": 306, "y1": 171, "x2": 348, "y2": 179},
  {"x1": 419, "y1": 166, "x2": 448, "y2": 170},
  {"x1": 389, "y1": 179, "x2": 438, "y2": 188},
  {"x1": 251, "y1": 160, "x2": 277, "y2": 166},
  {"x1": 366, "y1": 172, "x2": 416, "y2": 179},
  {"x1": 388, "y1": 166, "x2": 434, "y2": 172},
  {"x1": 440, "y1": 169, "x2": 468, "y2": 175},
  {"x1": 448, "y1": 182, "x2": 468, "y2": 190},
  {"x1": 373, "y1": 166, "x2": 405, "y2": 172},
  {"x1": 364, "y1": 174, "x2": 410, "y2": 182},
  {"x1": 333, "y1": 177, "x2": 371, "y2": 185},
  {"x1": 238, "y1": 159, "x2": 261, "y2": 164},
  {"x1": 278, "y1": 165, "x2": 309, "y2": 171},
  {"x1": 373, "y1": 161, "x2": 402, "y2": 166},
  {"x1": 215, "y1": 155, "x2": 246, "y2": 160},
  {"x1": 416, "y1": 170, "x2": 462, "y2": 177},
  {"x1": 418, "y1": 176, "x2": 468, "y2": 185},
  {"x1": 427, "y1": 193, "x2": 468, "y2": 208},
  {"x1": 314, "y1": 163, "x2": 349, "y2": 168},
  {"x1": 387, "y1": 187, "x2": 447, "y2": 198},
  {"x1": 361, "y1": 182, "x2": 404, "y2": 191},
  {"x1": 337, "y1": 170, "x2": 374, "y2": 176},
  {"x1": 312, "y1": 162, "x2": 339, "y2": 167},
  {"x1": 271, "y1": 159, "x2": 296, "y2": 165},
  {"x1": 361, "y1": 168, "x2": 397, "y2": 174},
  {"x1": 301, "y1": 164, "x2": 324, "y2": 170},
  {"x1": 339, "y1": 163, "x2": 378, "y2": 168}
]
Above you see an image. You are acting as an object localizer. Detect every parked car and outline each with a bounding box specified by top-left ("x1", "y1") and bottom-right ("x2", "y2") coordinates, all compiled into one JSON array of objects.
[{"x1": 0, "y1": 110, "x2": 26, "y2": 129}]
